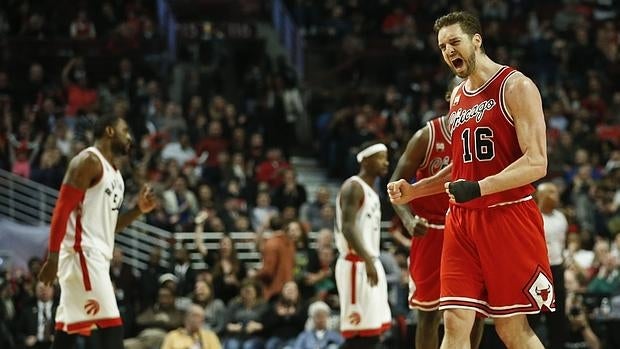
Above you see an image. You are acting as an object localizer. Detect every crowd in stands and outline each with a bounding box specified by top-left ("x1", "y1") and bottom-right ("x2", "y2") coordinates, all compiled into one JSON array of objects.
[{"x1": 0, "y1": 0, "x2": 618, "y2": 348}]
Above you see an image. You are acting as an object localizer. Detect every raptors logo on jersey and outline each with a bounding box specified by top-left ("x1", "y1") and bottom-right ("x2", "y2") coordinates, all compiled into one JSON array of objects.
[
  {"x1": 449, "y1": 66, "x2": 534, "y2": 208},
  {"x1": 84, "y1": 299, "x2": 101, "y2": 316}
]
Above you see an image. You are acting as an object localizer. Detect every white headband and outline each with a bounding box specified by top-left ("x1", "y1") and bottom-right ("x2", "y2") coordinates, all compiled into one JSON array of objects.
[{"x1": 356, "y1": 143, "x2": 387, "y2": 163}]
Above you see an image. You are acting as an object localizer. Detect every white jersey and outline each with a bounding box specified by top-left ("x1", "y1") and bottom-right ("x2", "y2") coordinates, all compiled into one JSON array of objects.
[
  {"x1": 542, "y1": 209, "x2": 568, "y2": 266},
  {"x1": 334, "y1": 176, "x2": 391, "y2": 338},
  {"x1": 61, "y1": 147, "x2": 124, "y2": 260},
  {"x1": 335, "y1": 176, "x2": 382, "y2": 258}
]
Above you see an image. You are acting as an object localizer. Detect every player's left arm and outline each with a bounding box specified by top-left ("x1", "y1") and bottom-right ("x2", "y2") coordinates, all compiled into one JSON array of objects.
[
  {"x1": 115, "y1": 184, "x2": 157, "y2": 233},
  {"x1": 477, "y1": 73, "x2": 547, "y2": 196}
]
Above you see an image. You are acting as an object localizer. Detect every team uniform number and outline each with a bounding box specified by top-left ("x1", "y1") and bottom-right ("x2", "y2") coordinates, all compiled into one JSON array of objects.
[{"x1": 461, "y1": 127, "x2": 495, "y2": 163}]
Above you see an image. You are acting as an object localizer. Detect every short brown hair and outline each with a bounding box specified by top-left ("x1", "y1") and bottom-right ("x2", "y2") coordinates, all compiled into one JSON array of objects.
[{"x1": 434, "y1": 11, "x2": 485, "y2": 52}]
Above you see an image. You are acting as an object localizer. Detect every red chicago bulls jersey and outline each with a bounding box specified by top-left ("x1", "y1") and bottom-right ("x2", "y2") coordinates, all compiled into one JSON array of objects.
[
  {"x1": 409, "y1": 116, "x2": 451, "y2": 223},
  {"x1": 448, "y1": 66, "x2": 534, "y2": 208}
]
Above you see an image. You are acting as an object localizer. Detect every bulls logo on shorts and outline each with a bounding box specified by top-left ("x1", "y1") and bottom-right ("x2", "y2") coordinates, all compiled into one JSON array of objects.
[
  {"x1": 524, "y1": 266, "x2": 554, "y2": 310},
  {"x1": 84, "y1": 299, "x2": 101, "y2": 316},
  {"x1": 348, "y1": 312, "x2": 361, "y2": 325}
]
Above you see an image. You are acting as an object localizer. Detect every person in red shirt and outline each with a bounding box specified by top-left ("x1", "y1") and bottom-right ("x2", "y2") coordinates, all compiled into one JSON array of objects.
[
  {"x1": 388, "y1": 11, "x2": 552, "y2": 349},
  {"x1": 255, "y1": 216, "x2": 295, "y2": 301},
  {"x1": 255, "y1": 147, "x2": 290, "y2": 188},
  {"x1": 61, "y1": 58, "x2": 98, "y2": 117}
]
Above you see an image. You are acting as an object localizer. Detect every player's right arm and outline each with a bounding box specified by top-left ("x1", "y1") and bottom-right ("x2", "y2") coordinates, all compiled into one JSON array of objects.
[
  {"x1": 339, "y1": 180, "x2": 378, "y2": 286},
  {"x1": 38, "y1": 152, "x2": 102, "y2": 286},
  {"x1": 390, "y1": 126, "x2": 431, "y2": 237},
  {"x1": 388, "y1": 163, "x2": 452, "y2": 205}
]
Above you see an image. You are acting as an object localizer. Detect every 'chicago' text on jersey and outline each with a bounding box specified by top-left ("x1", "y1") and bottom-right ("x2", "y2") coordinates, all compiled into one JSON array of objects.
[
  {"x1": 428, "y1": 156, "x2": 450, "y2": 176},
  {"x1": 449, "y1": 99, "x2": 496, "y2": 133}
]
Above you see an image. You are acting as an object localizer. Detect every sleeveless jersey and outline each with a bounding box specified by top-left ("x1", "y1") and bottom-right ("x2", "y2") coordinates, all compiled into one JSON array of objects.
[
  {"x1": 408, "y1": 116, "x2": 452, "y2": 223},
  {"x1": 61, "y1": 147, "x2": 124, "y2": 260},
  {"x1": 448, "y1": 66, "x2": 534, "y2": 208},
  {"x1": 335, "y1": 176, "x2": 382, "y2": 258}
]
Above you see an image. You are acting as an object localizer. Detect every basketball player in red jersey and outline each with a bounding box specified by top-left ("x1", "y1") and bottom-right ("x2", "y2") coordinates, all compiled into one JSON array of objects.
[
  {"x1": 388, "y1": 11, "x2": 552, "y2": 349},
  {"x1": 391, "y1": 80, "x2": 483, "y2": 349},
  {"x1": 38, "y1": 115, "x2": 157, "y2": 349}
]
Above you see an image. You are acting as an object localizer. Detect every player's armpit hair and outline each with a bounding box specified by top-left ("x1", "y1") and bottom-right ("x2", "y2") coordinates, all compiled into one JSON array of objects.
[{"x1": 49, "y1": 184, "x2": 86, "y2": 252}]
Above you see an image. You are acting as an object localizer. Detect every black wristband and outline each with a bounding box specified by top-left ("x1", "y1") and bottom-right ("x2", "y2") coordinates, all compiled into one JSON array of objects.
[{"x1": 448, "y1": 181, "x2": 481, "y2": 203}]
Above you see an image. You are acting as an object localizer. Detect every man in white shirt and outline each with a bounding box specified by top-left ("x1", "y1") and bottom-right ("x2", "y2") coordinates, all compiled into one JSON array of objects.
[{"x1": 533, "y1": 182, "x2": 569, "y2": 349}]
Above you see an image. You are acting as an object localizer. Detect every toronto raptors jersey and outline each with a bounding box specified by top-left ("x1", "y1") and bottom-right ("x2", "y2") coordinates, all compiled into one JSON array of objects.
[
  {"x1": 335, "y1": 176, "x2": 382, "y2": 258},
  {"x1": 61, "y1": 147, "x2": 124, "y2": 260},
  {"x1": 449, "y1": 66, "x2": 534, "y2": 208},
  {"x1": 408, "y1": 116, "x2": 451, "y2": 223}
]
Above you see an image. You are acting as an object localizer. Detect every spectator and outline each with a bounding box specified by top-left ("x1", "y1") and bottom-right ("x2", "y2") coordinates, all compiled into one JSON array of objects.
[
  {"x1": 293, "y1": 301, "x2": 343, "y2": 349},
  {"x1": 162, "y1": 176, "x2": 199, "y2": 231},
  {"x1": 190, "y1": 280, "x2": 226, "y2": 336},
  {"x1": 587, "y1": 243, "x2": 620, "y2": 294},
  {"x1": 0, "y1": 277, "x2": 15, "y2": 349},
  {"x1": 18, "y1": 63, "x2": 46, "y2": 108},
  {"x1": 161, "y1": 134, "x2": 197, "y2": 167},
  {"x1": 196, "y1": 120, "x2": 229, "y2": 168},
  {"x1": 155, "y1": 102, "x2": 187, "y2": 141},
  {"x1": 222, "y1": 279, "x2": 268, "y2": 349},
  {"x1": 161, "y1": 303, "x2": 222, "y2": 349},
  {"x1": 139, "y1": 248, "x2": 169, "y2": 311},
  {"x1": 250, "y1": 191, "x2": 278, "y2": 232},
  {"x1": 60, "y1": 58, "x2": 98, "y2": 117},
  {"x1": 285, "y1": 220, "x2": 313, "y2": 298},
  {"x1": 110, "y1": 247, "x2": 139, "y2": 315},
  {"x1": 69, "y1": 10, "x2": 96, "y2": 40},
  {"x1": 255, "y1": 148, "x2": 290, "y2": 189},
  {"x1": 300, "y1": 186, "x2": 331, "y2": 230},
  {"x1": 273, "y1": 169, "x2": 307, "y2": 211},
  {"x1": 565, "y1": 292, "x2": 601, "y2": 349},
  {"x1": 262, "y1": 281, "x2": 307, "y2": 349},
  {"x1": 195, "y1": 212, "x2": 248, "y2": 304},
  {"x1": 255, "y1": 216, "x2": 296, "y2": 301},
  {"x1": 126, "y1": 286, "x2": 184, "y2": 349},
  {"x1": 171, "y1": 247, "x2": 197, "y2": 297},
  {"x1": 15, "y1": 282, "x2": 55, "y2": 349}
]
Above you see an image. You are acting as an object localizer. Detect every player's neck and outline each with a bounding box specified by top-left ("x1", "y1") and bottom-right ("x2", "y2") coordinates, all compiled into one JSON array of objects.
[
  {"x1": 356, "y1": 171, "x2": 375, "y2": 187},
  {"x1": 93, "y1": 140, "x2": 115, "y2": 166},
  {"x1": 466, "y1": 55, "x2": 502, "y2": 90}
]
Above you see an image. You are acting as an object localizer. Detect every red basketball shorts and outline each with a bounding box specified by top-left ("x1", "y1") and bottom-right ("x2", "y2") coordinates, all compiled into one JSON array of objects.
[
  {"x1": 440, "y1": 198, "x2": 555, "y2": 317},
  {"x1": 409, "y1": 225, "x2": 444, "y2": 311}
]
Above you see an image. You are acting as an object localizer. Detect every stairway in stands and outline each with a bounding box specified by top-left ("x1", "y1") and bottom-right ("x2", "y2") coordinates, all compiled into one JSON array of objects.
[{"x1": 290, "y1": 156, "x2": 342, "y2": 202}]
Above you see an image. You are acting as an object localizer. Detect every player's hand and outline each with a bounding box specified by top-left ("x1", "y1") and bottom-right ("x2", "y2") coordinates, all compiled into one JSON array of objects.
[
  {"x1": 38, "y1": 253, "x2": 59, "y2": 286},
  {"x1": 404, "y1": 215, "x2": 429, "y2": 237},
  {"x1": 138, "y1": 184, "x2": 157, "y2": 213},
  {"x1": 445, "y1": 180, "x2": 481, "y2": 203},
  {"x1": 365, "y1": 260, "x2": 378, "y2": 286},
  {"x1": 387, "y1": 179, "x2": 413, "y2": 205}
]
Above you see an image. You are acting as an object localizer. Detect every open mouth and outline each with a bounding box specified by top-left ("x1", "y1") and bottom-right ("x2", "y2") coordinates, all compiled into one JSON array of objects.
[{"x1": 452, "y1": 58, "x2": 464, "y2": 69}]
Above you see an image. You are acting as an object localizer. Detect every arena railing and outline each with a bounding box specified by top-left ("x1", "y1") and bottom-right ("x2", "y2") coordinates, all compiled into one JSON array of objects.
[
  {"x1": 0, "y1": 168, "x2": 172, "y2": 270},
  {"x1": 0, "y1": 169, "x2": 396, "y2": 272}
]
